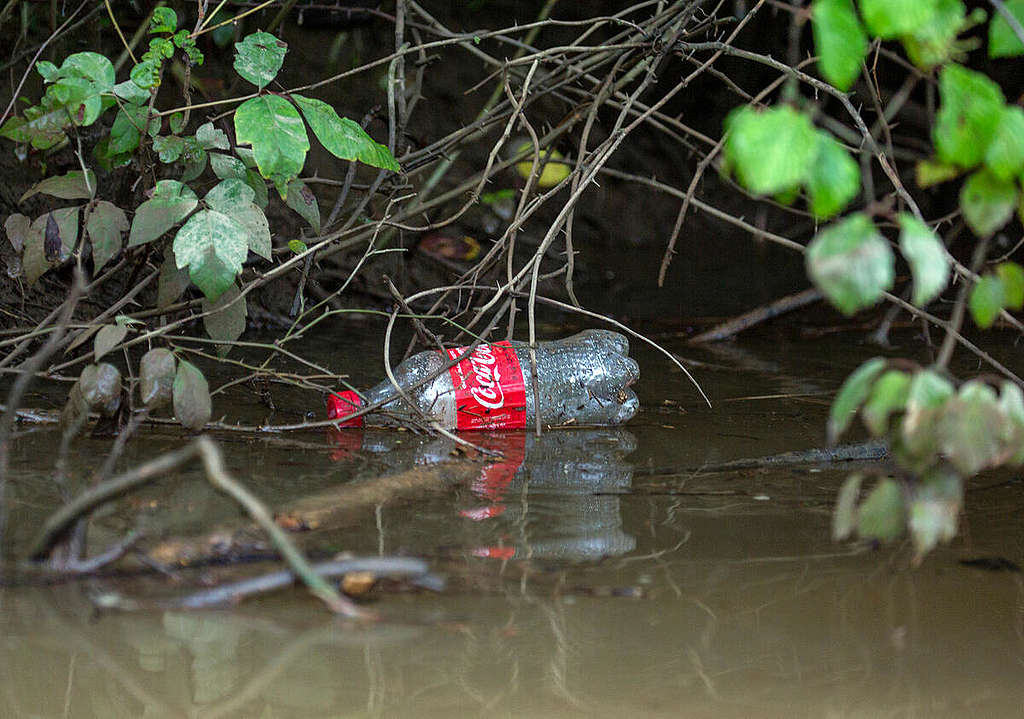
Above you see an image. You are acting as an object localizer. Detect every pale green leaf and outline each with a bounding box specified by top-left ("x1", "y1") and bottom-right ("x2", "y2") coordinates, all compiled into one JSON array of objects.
[
  {"x1": 128, "y1": 180, "x2": 198, "y2": 247},
  {"x1": 897, "y1": 214, "x2": 950, "y2": 306},
  {"x1": 234, "y1": 32, "x2": 287, "y2": 89},
  {"x1": 20, "y1": 170, "x2": 96, "y2": 202},
  {"x1": 960, "y1": 169, "x2": 1018, "y2": 237},
  {"x1": 152, "y1": 135, "x2": 185, "y2": 163},
  {"x1": 937, "y1": 381, "x2": 1005, "y2": 474},
  {"x1": 205, "y1": 179, "x2": 271, "y2": 259},
  {"x1": 828, "y1": 356, "x2": 887, "y2": 442},
  {"x1": 832, "y1": 472, "x2": 863, "y2": 541},
  {"x1": 210, "y1": 152, "x2": 247, "y2": 180},
  {"x1": 172, "y1": 209, "x2": 248, "y2": 300},
  {"x1": 806, "y1": 213, "x2": 894, "y2": 316},
  {"x1": 857, "y1": 478, "x2": 906, "y2": 542},
  {"x1": 196, "y1": 121, "x2": 230, "y2": 150},
  {"x1": 909, "y1": 466, "x2": 962, "y2": 561}
]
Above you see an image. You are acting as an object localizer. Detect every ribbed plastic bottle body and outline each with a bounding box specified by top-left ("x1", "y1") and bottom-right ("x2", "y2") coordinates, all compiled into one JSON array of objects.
[{"x1": 328, "y1": 329, "x2": 639, "y2": 430}]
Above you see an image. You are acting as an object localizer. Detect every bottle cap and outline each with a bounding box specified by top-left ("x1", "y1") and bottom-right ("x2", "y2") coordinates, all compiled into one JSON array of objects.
[{"x1": 327, "y1": 391, "x2": 364, "y2": 427}]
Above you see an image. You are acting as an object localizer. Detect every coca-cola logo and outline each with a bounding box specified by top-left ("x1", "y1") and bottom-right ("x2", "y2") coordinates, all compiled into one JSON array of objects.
[{"x1": 468, "y1": 344, "x2": 506, "y2": 409}]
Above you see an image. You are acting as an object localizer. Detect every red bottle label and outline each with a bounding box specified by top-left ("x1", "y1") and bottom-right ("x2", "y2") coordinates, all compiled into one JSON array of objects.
[{"x1": 445, "y1": 341, "x2": 526, "y2": 430}]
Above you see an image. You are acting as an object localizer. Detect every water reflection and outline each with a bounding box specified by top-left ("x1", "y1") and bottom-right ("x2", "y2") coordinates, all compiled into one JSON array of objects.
[{"x1": 330, "y1": 428, "x2": 638, "y2": 562}]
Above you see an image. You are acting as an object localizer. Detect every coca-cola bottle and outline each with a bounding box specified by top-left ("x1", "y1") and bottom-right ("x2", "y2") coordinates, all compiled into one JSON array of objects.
[{"x1": 327, "y1": 329, "x2": 639, "y2": 430}]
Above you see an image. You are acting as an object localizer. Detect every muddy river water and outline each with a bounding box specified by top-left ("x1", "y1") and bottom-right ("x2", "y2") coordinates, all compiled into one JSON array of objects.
[{"x1": 2, "y1": 328, "x2": 1023, "y2": 718}]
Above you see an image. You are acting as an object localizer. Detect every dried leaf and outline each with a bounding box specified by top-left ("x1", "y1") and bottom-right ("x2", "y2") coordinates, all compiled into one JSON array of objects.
[{"x1": 94, "y1": 324, "x2": 128, "y2": 361}]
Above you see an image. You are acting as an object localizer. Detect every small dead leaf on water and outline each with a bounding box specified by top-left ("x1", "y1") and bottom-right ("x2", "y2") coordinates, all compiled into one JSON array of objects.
[{"x1": 341, "y1": 571, "x2": 377, "y2": 598}]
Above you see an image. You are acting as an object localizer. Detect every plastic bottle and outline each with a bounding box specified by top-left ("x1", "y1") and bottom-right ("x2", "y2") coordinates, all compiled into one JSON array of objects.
[{"x1": 327, "y1": 329, "x2": 639, "y2": 430}]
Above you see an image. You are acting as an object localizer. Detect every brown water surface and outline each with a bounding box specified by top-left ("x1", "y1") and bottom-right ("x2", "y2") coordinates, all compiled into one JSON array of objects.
[{"x1": 2, "y1": 331, "x2": 1023, "y2": 718}]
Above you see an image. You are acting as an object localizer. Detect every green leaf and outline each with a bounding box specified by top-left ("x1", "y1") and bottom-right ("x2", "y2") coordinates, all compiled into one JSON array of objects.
[
  {"x1": 897, "y1": 214, "x2": 950, "y2": 306},
  {"x1": 899, "y1": 369, "x2": 956, "y2": 469},
  {"x1": 999, "y1": 381, "x2": 1024, "y2": 464},
  {"x1": 902, "y1": 0, "x2": 973, "y2": 69},
  {"x1": 806, "y1": 213, "x2": 894, "y2": 316},
  {"x1": 293, "y1": 94, "x2": 401, "y2": 172},
  {"x1": 937, "y1": 381, "x2": 1006, "y2": 474},
  {"x1": 983, "y1": 106, "x2": 1024, "y2": 180},
  {"x1": 130, "y1": 59, "x2": 161, "y2": 90},
  {"x1": 244, "y1": 169, "x2": 269, "y2": 209},
  {"x1": 990, "y1": 0, "x2": 1024, "y2": 57},
  {"x1": 94, "y1": 324, "x2": 127, "y2": 361},
  {"x1": 204, "y1": 179, "x2": 271, "y2": 260},
  {"x1": 150, "y1": 7, "x2": 177, "y2": 34},
  {"x1": 158, "y1": 250, "x2": 191, "y2": 308},
  {"x1": 202, "y1": 284, "x2": 247, "y2": 357},
  {"x1": 152, "y1": 135, "x2": 185, "y2": 163},
  {"x1": 810, "y1": 0, "x2": 868, "y2": 91},
  {"x1": 288, "y1": 239, "x2": 308, "y2": 254},
  {"x1": 285, "y1": 178, "x2": 320, "y2": 233},
  {"x1": 934, "y1": 64, "x2": 1005, "y2": 167},
  {"x1": 139, "y1": 348, "x2": 176, "y2": 408},
  {"x1": 723, "y1": 105, "x2": 818, "y2": 195},
  {"x1": 109, "y1": 102, "x2": 157, "y2": 155},
  {"x1": 860, "y1": 0, "x2": 938, "y2": 38},
  {"x1": 19, "y1": 170, "x2": 95, "y2": 202},
  {"x1": 862, "y1": 369, "x2": 910, "y2": 436},
  {"x1": 112, "y1": 79, "x2": 150, "y2": 103},
  {"x1": 832, "y1": 472, "x2": 863, "y2": 541},
  {"x1": 49, "y1": 52, "x2": 115, "y2": 91},
  {"x1": 210, "y1": 152, "x2": 246, "y2": 180},
  {"x1": 128, "y1": 180, "x2": 199, "y2": 247},
  {"x1": 172, "y1": 209, "x2": 248, "y2": 300},
  {"x1": 908, "y1": 466, "x2": 962, "y2": 561},
  {"x1": 916, "y1": 158, "x2": 961, "y2": 188},
  {"x1": 805, "y1": 130, "x2": 859, "y2": 219},
  {"x1": 969, "y1": 274, "x2": 1005, "y2": 328},
  {"x1": 173, "y1": 360, "x2": 211, "y2": 431},
  {"x1": 85, "y1": 200, "x2": 128, "y2": 270},
  {"x1": 234, "y1": 31, "x2": 288, "y2": 89},
  {"x1": 178, "y1": 138, "x2": 207, "y2": 182},
  {"x1": 196, "y1": 122, "x2": 230, "y2": 150},
  {"x1": 828, "y1": 356, "x2": 887, "y2": 442},
  {"x1": 996, "y1": 262, "x2": 1024, "y2": 308},
  {"x1": 857, "y1": 478, "x2": 906, "y2": 542},
  {"x1": 235, "y1": 147, "x2": 257, "y2": 168},
  {"x1": 960, "y1": 169, "x2": 1018, "y2": 237},
  {"x1": 234, "y1": 95, "x2": 309, "y2": 196}
]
